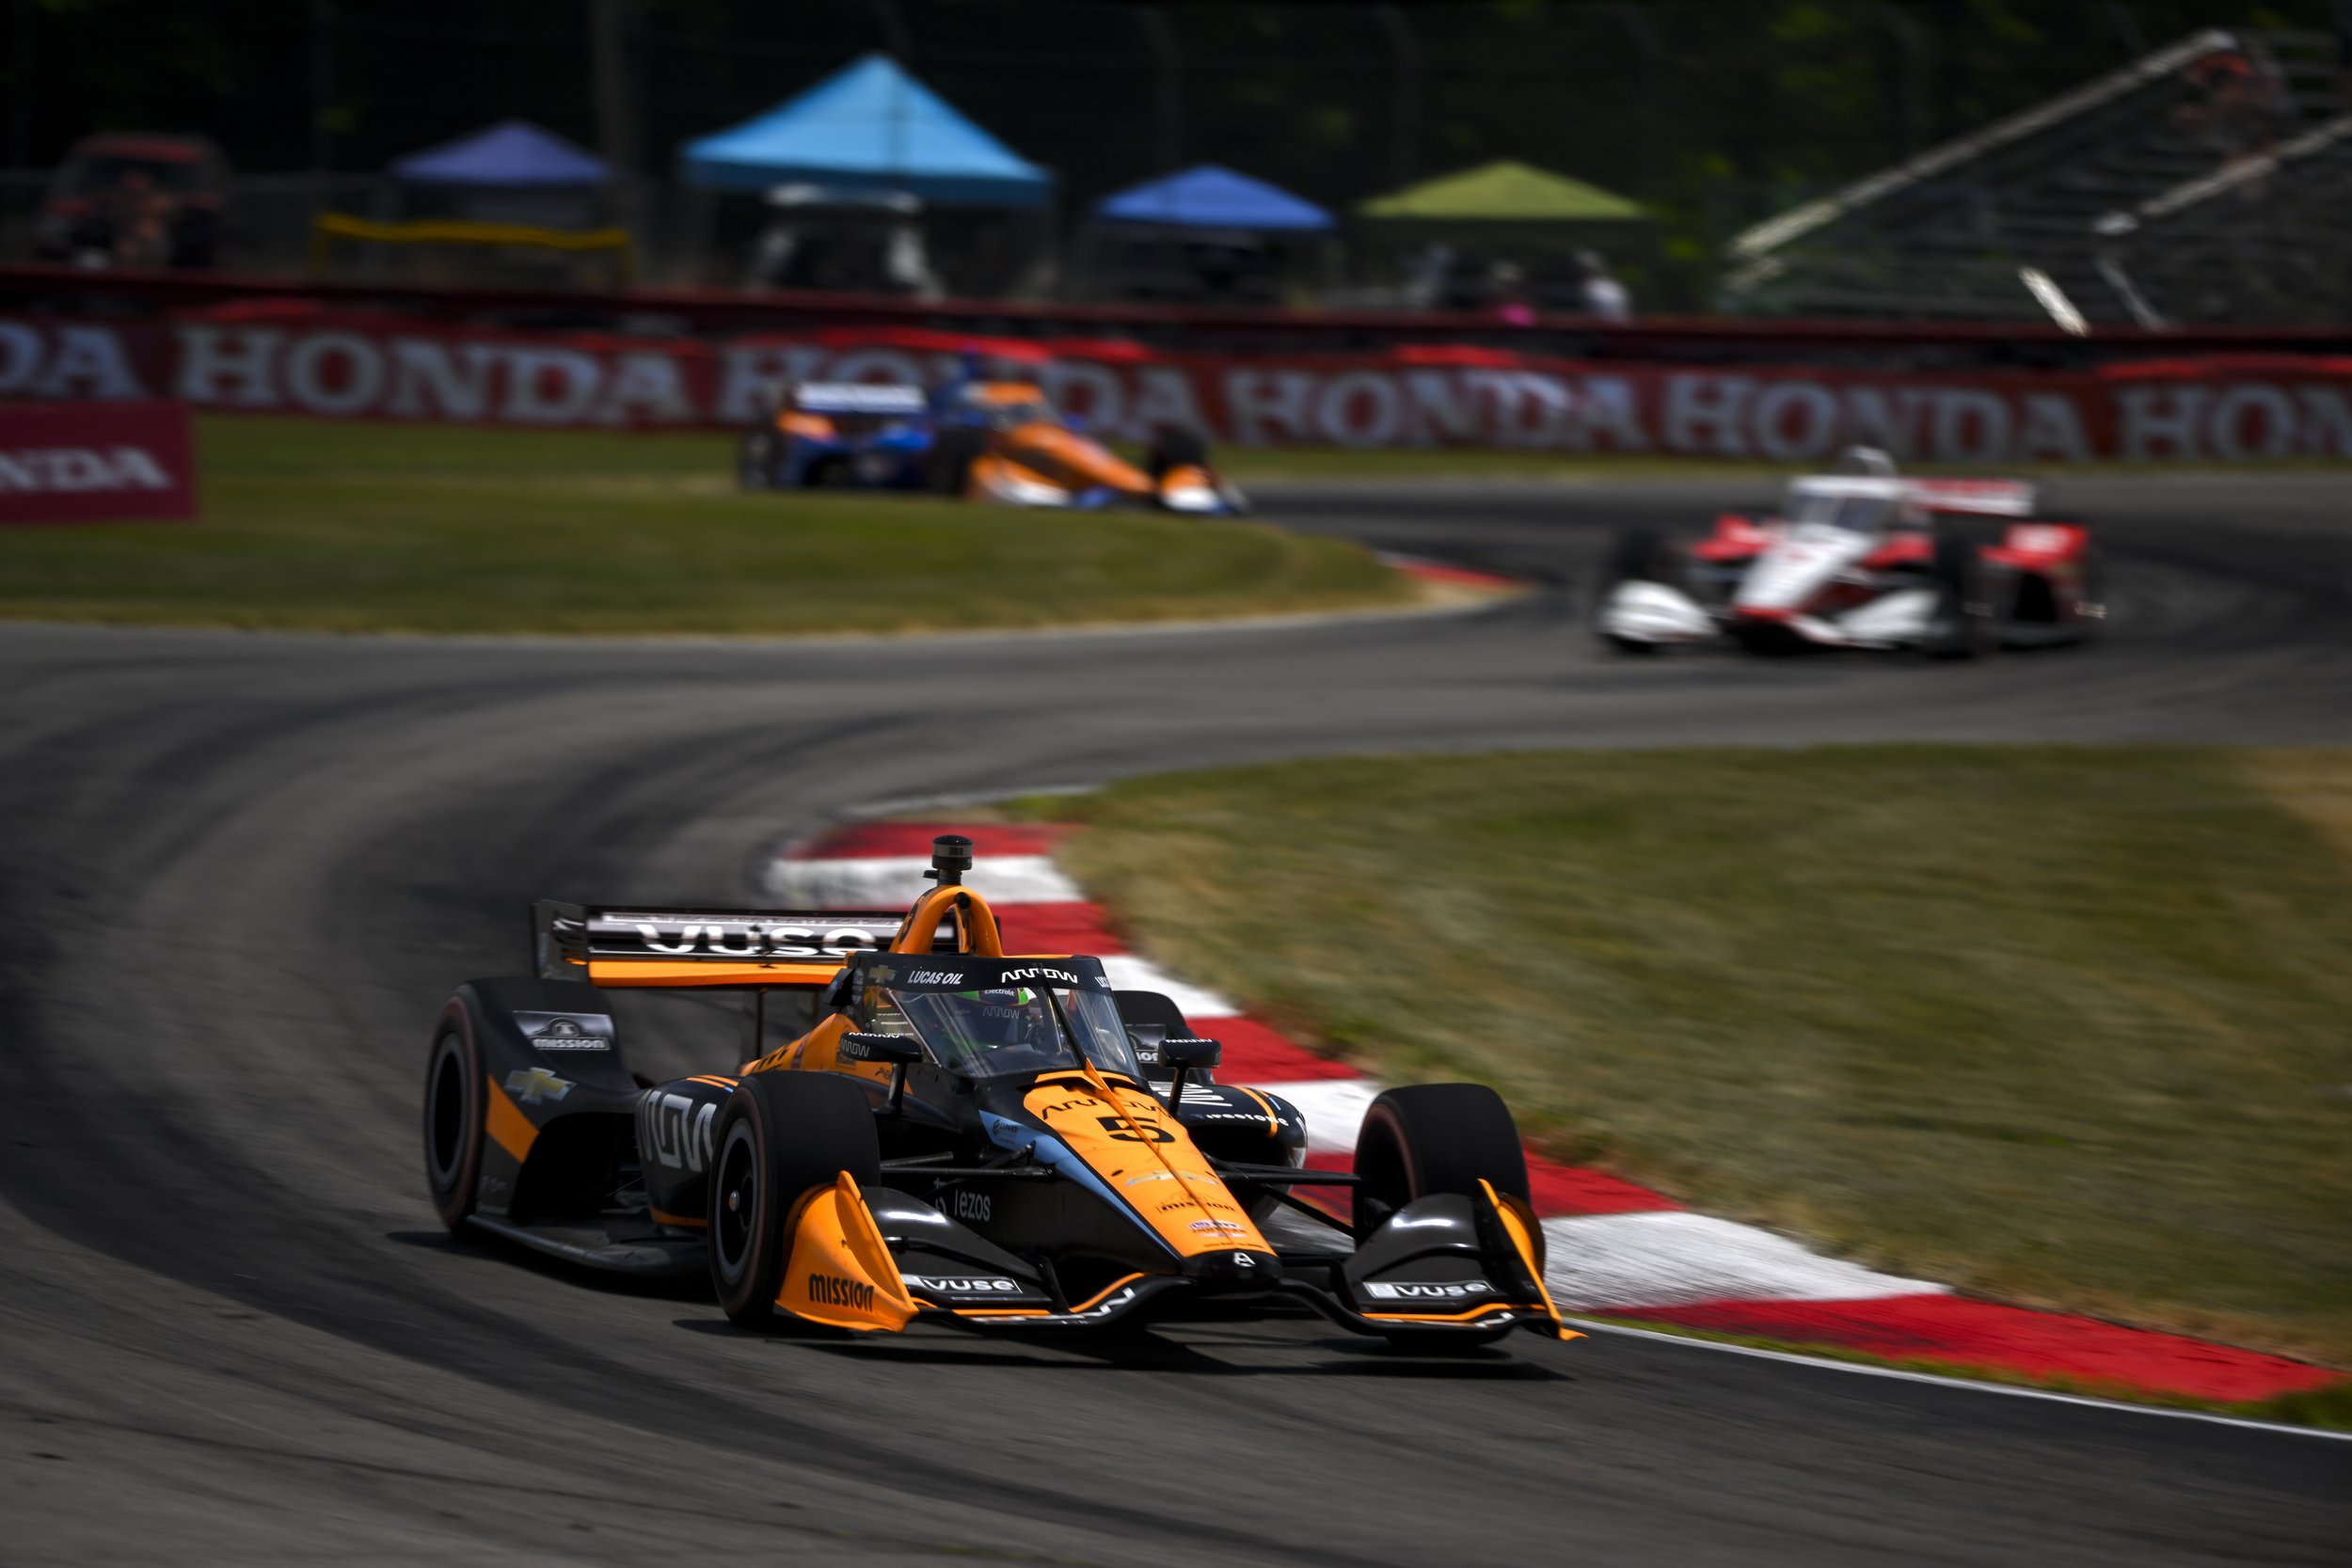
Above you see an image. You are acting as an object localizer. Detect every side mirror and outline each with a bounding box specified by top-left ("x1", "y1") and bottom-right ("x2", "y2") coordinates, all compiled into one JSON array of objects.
[
  {"x1": 1162, "y1": 1037, "x2": 1220, "y2": 1111},
  {"x1": 840, "y1": 1031, "x2": 920, "y2": 1117},
  {"x1": 839, "y1": 1032, "x2": 922, "y2": 1065},
  {"x1": 1163, "y1": 1037, "x2": 1221, "y2": 1069}
]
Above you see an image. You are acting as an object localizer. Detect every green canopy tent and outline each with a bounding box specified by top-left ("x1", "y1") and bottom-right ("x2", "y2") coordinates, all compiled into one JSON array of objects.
[
  {"x1": 1359, "y1": 160, "x2": 1644, "y2": 224},
  {"x1": 1354, "y1": 160, "x2": 1657, "y2": 312}
]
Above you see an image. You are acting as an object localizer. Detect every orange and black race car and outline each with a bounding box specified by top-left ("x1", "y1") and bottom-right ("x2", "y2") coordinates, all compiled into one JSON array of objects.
[
  {"x1": 424, "y1": 836, "x2": 1571, "y2": 1349},
  {"x1": 739, "y1": 378, "x2": 1249, "y2": 515}
]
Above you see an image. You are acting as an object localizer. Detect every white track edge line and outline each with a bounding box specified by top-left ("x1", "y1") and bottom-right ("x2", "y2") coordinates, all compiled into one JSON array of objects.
[{"x1": 1565, "y1": 1319, "x2": 2352, "y2": 1442}]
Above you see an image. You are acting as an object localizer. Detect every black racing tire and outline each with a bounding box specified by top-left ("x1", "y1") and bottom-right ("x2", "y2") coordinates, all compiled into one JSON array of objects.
[
  {"x1": 1923, "y1": 531, "x2": 1997, "y2": 659},
  {"x1": 926, "y1": 426, "x2": 986, "y2": 497},
  {"x1": 1595, "y1": 525, "x2": 1682, "y2": 653},
  {"x1": 422, "y1": 1001, "x2": 486, "y2": 1234},
  {"x1": 708, "y1": 1072, "x2": 882, "y2": 1329},
  {"x1": 1603, "y1": 524, "x2": 1677, "y2": 589},
  {"x1": 1146, "y1": 425, "x2": 1210, "y2": 481},
  {"x1": 1352, "y1": 1084, "x2": 1531, "y2": 1244}
]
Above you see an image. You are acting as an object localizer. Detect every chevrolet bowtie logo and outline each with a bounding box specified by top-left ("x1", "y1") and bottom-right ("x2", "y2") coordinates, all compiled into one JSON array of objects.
[{"x1": 505, "y1": 1067, "x2": 573, "y2": 1105}]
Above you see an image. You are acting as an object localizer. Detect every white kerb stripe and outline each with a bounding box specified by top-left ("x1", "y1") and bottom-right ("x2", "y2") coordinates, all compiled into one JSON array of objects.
[
  {"x1": 1539, "y1": 1212, "x2": 1947, "y2": 1309},
  {"x1": 764, "y1": 854, "x2": 1084, "y2": 908},
  {"x1": 1247, "y1": 1078, "x2": 1381, "y2": 1155},
  {"x1": 1092, "y1": 956, "x2": 1234, "y2": 1021}
]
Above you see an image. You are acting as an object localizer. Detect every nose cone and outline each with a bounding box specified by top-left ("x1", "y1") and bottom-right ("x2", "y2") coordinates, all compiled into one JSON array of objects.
[
  {"x1": 1736, "y1": 531, "x2": 1868, "y2": 614},
  {"x1": 1181, "y1": 1248, "x2": 1282, "y2": 1291}
]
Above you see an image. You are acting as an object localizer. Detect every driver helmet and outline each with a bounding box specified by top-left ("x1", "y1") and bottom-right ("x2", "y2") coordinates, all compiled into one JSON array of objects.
[{"x1": 959, "y1": 987, "x2": 1053, "y2": 1050}]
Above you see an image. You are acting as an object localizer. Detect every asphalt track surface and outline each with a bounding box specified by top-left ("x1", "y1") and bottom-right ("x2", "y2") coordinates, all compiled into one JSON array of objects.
[{"x1": 4, "y1": 474, "x2": 2349, "y2": 1564}]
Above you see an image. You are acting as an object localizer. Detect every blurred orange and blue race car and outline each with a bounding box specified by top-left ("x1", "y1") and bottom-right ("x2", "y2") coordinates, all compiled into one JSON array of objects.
[{"x1": 739, "y1": 376, "x2": 1248, "y2": 515}]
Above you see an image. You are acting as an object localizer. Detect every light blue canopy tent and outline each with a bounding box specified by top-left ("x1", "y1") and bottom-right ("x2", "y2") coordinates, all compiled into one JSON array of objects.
[
  {"x1": 682, "y1": 54, "x2": 1052, "y2": 207},
  {"x1": 1093, "y1": 165, "x2": 1333, "y2": 231},
  {"x1": 390, "y1": 120, "x2": 610, "y2": 187}
]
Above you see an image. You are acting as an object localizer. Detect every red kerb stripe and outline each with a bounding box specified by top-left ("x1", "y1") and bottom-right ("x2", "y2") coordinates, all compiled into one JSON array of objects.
[
  {"x1": 1618, "y1": 1296, "x2": 2341, "y2": 1403},
  {"x1": 995, "y1": 900, "x2": 1126, "y2": 957},
  {"x1": 791, "y1": 822, "x2": 1071, "y2": 860}
]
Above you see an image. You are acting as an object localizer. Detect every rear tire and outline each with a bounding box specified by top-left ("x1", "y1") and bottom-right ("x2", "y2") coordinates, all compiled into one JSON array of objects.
[
  {"x1": 1352, "y1": 1085, "x2": 1531, "y2": 1244},
  {"x1": 708, "y1": 1073, "x2": 882, "y2": 1328},
  {"x1": 1146, "y1": 425, "x2": 1210, "y2": 481},
  {"x1": 423, "y1": 1004, "x2": 486, "y2": 1233}
]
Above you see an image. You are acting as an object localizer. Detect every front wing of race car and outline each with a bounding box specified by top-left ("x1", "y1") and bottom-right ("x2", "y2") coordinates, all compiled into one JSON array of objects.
[
  {"x1": 1600, "y1": 575, "x2": 1948, "y2": 652},
  {"x1": 780, "y1": 1164, "x2": 1569, "y2": 1342},
  {"x1": 966, "y1": 451, "x2": 1249, "y2": 515}
]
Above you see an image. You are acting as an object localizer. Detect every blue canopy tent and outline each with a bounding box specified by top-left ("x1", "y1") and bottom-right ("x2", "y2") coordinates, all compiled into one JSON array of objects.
[
  {"x1": 682, "y1": 55, "x2": 1051, "y2": 207},
  {"x1": 390, "y1": 120, "x2": 610, "y2": 187},
  {"x1": 1092, "y1": 165, "x2": 1333, "y2": 232},
  {"x1": 357, "y1": 119, "x2": 624, "y2": 283},
  {"x1": 1080, "y1": 166, "x2": 1336, "y2": 305}
]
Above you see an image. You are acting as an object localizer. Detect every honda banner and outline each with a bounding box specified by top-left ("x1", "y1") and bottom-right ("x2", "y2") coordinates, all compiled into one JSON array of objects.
[
  {"x1": 0, "y1": 398, "x2": 198, "y2": 524},
  {"x1": 4, "y1": 311, "x2": 2350, "y2": 464}
]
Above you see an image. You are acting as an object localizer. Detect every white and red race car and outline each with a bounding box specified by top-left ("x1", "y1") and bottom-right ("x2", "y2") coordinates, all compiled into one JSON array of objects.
[{"x1": 1596, "y1": 451, "x2": 2105, "y2": 657}]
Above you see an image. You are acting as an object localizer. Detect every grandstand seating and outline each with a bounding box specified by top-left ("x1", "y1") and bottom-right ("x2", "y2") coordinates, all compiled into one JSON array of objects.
[{"x1": 1724, "y1": 29, "x2": 2351, "y2": 327}]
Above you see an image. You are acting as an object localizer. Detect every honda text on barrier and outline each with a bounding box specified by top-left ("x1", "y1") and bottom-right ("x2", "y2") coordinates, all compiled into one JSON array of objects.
[
  {"x1": 1596, "y1": 448, "x2": 2105, "y2": 657},
  {"x1": 423, "y1": 835, "x2": 1570, "y2": 1349}
]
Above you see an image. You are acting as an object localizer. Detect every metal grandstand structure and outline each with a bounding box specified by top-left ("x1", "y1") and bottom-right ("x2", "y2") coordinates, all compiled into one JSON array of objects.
[{"x1": 1724, "y1": 28, "x2": 2352, "y2": 327}]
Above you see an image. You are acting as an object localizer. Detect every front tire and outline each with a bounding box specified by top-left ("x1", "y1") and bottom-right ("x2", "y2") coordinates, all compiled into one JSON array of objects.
[
  {"x1": 1351, "y1": 1084, "x2": 1531, "y2": 1244},
  {"x1": 926, "y1": 426, "x2": 986, "y2": 498},
  {"x1": 1146, "y1": 425, "x2": 1210, "y2": 481},
  {"x1": 708, "y1": 1073, "x2": 882, "y2": 1328},
  {"x1": 422, "y1": 1006, "x2": 485, "y2": 1233},
  {"x1": 1595, "y1": 526, "x2": 1681, "y2": 653}
]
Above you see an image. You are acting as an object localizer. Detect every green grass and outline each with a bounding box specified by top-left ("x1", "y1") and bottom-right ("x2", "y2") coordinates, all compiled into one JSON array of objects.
[
  {"x1": 1020, "y1": 746, "x2": 2352, "y2": 1370},
  {"x1": 0, "y1": 418, "x2": 1411, "y2": 635}
]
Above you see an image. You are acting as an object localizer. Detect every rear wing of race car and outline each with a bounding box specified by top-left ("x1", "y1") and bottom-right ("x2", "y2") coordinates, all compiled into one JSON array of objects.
[
  {"x1": 1907, "y1": 478, "x2": 2039, "y2": 517},
  {"x1": 1788, "y1": 475, "x2": 2040, "y2": 517},
  {"x1": 532, "y1": 900, "x2": 960, "y2": 989},
  {"x1": 789, "y1": 383, "x2": 928, "y2": 417}
]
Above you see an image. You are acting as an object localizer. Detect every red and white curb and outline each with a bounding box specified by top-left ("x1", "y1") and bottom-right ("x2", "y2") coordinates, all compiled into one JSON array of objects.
[
  {"x1": 770, "y1": 821, "x2": 2340, "y2": 1404},
  {"x1": 1376, "y1": 552, "x2": 1522, "y2": 593}
]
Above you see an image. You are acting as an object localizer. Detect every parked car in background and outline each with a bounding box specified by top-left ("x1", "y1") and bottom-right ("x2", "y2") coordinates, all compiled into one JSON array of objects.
[{"x1": 34, "y1": 134, "x2": 229, "y2": 270}]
